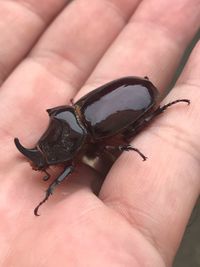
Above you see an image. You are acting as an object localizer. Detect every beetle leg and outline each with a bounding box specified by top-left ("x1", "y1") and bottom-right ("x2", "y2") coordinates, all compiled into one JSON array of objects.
[
  {"x1": 140, "y1": 99, "x2": 190, "y2": 125},
  {"x1": 104, "y1": 145, "x2": 147, "y2": 161},
  {"x1": 34, "y1": 165, "x2": 74, "y2": 216},
  {"x1": 153, "y1": 99, "x2": 190, "y2": 116},
  {"x1": 124, "y1": 99, "x2": 190, "y2": 140}
]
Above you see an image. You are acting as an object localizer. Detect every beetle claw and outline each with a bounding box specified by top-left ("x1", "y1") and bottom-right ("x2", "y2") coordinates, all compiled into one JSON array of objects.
[
  {"x1": 119, "y1": 145, "x2": 147, "y2": 161},
  {"x1": 34, "y1": 190, "x2": 51, "y2": 216},
  {"x1": 43, "y1": 170, "x2": 51, "y2": 181},
  {"x1": 34, "y1": 206, "x2": 40, "y2": 216}
]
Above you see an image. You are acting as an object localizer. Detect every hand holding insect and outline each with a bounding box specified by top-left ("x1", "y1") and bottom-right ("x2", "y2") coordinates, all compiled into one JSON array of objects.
[
  {"x1": 0, "y1": 1, "x2": 199, "y2": 266},
  {"x1": 15, "y1": 77, "x2": 190, "y2": 215}
]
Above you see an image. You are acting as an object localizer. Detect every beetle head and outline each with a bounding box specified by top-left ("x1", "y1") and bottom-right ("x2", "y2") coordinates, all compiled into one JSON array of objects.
[
  {"x1": 14, "y1": 138, "x2": 47, "y2": 170},
  {"x1": 14, "y1": 106, "x2": 86, "y2": 169}
]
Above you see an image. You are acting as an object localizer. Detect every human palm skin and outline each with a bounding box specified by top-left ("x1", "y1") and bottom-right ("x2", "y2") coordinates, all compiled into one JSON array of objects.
[{"x1": 0, "y1": 0, "x2": 199, "y2": 266}]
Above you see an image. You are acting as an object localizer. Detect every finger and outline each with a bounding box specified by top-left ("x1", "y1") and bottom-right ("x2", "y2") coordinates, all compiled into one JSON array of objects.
[
  {"x1": 100, "y1": 41, "x2": 200, "y2": 265},
  {"x1": 76, "y1": 0, "x2": 200, "y2": 100},
  {"x1": 0, "y1": 1, "x2": 141, "y2": 215},
  {"x1": 0, "y1": 0, "x2": 141, "y2": 140},
  {"x1": 0, "y1": 0, "x2": 70, "y2": 83},
  {"x1": 29, "y1": 0, "x2": 140, "y2": 89}
]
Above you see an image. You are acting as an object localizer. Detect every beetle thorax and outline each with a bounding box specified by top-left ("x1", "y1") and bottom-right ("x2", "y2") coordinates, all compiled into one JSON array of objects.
[{"x1": 37, "y1": 106, "x2": 87, "y2": 165}]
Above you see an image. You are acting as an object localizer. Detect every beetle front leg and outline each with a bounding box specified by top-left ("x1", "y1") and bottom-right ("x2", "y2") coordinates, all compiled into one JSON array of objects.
[
  {"x1": 34, "y1": 165, "x2": 74, "y2": 216},
  {"x1": 104, "y1": 145, "x2": 147, "y2": 161}
]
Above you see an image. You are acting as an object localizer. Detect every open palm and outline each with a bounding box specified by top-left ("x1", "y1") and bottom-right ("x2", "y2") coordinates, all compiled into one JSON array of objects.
[{"x1": 0, "y1": 0, "x2": 199, "y2": 266}]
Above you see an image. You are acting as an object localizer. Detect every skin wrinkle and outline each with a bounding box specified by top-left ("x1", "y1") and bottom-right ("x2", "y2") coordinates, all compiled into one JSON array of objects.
[
  {"x1": 0, "y1": 0, "x2": 68, "y2": 84},
  {"x1": 25, "y1": 1, "x2": 141, "y2": 96},
  {"x1": 30, "y1": 0, "x2": 134, "y2": 72},
  {"x1": 55, "y1": 198, "x2": 105, "y2": 228},
  {"x1": 84, "y1": 20, "x2": 180, "y2": 81},
  {"x1": 29, "y1": 51, "x2": 86, "y2": 88},
  {"x1": 133, "y1": 0, "x2": 200, "y2": 43},
  {"x1": 0, "y1": 128, "x2": 14, "y2": 143},
  {"x1": 35, "y1": 203, "x2": 165, "y2": 267},
  {"x1": 4, "y1": 0, "x2": 48, "y2": 25},
  {"x1": 5, "y1": 0, "x2": 68, "y2": 24},
  {"x1": 142, "y1": 108, "x2": 200, "y2": 160},
  {"x1": 102, "y1": 0, "x2": 139, "y2": 23},
  {"x1": 177, "y1": 80, "x2": 200, "y2": 92},
  {"x1": 84, "y1": 20, "x2": 181, "y2": 93},
  {"x1": 82, "y1": 18, "x2": 197, "y2": 97},
  {"x1": 103, "y1": 197, "x2": 168, "y2": 265},
  {"x1": 129, "y1": 19, "x2": 187, "y2": 53},
  {"x1": 100, "y1": 146, "x2": 200, "y2": 266},
  {"x1": 152, "y1": 84, "x2": 200, "y2": 167},
  {"x1": 149, "y1": 123, "x2": 200, "y2": 166}
]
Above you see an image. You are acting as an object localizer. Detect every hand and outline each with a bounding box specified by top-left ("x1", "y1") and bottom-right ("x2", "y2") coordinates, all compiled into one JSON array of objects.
[{"x1": 0, "y1": 0, "x2": 199, "y2": 266}]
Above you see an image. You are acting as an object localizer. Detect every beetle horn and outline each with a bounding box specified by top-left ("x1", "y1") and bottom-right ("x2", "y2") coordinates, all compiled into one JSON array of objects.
[{"x1": 14, "y1": 138, "x2": 44, "y2": 167}]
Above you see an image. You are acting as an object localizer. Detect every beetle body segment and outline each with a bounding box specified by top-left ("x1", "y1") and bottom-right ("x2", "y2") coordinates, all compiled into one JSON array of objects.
[
  {"x1": 75, "y1": 77, "x2": 158, "y2": 140},
  {"x1": 14, "y1": 76, "x2": 190, "y2": 215}
]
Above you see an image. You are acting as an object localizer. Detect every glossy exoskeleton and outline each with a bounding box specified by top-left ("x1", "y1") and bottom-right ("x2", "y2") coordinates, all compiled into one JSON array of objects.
[{"x1": 14, "y1": 76, "x2": 190, "y2": 216}]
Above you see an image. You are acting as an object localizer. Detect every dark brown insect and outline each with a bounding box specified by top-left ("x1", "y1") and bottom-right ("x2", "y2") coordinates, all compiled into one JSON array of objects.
[{"x1": 14, "y1": 76, "x2": 190, "y2": 216}]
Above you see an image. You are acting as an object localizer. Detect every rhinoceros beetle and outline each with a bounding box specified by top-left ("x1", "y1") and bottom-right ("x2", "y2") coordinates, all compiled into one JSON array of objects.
[{"x1": 14, "y1": 76, "x2": 190, "y2": 216}]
